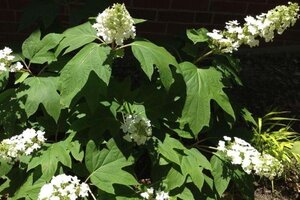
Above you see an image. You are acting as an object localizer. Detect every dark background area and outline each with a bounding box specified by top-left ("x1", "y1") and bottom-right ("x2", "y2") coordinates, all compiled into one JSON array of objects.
[
  {"x1": 0, "y1": 0, "x2": 299, "y2": 45},
  {"x1": 0, "y1": 0, "x2": 299, "y2": 126}
]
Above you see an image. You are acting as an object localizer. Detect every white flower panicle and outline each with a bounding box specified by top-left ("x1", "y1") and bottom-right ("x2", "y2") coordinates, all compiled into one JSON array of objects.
[
  {"x1": 217, "y1": 136, "x2": 283, "y2": 180},
  {"x1": 121, "y1": 114, "x2": 152, "y2": 145},
  {"x1": 207, "y1": 2, "x2": 300, "y2": 53},
  {"x1": 38, "y1": 174, "x2": 89, "y2": 200},
  {"x1": 0, "y1": 47, "x2": 23, "y2": 72},
  {"x1": 92, "y1": 3, "x2": 136, "y2": 46},
  {"x1": 140, "y1": 187, "x2": 170, "y2": 200},
  {"x1": 0, "y1": 128, "x2": 46, "y2": 163}
]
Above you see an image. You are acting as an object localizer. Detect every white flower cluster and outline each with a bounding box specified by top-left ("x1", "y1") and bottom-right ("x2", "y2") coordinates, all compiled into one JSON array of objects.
[
  {"x1": 207, "y1": 2, "x2": 299, "y2": 53},
  {"x1": 121, "y1": 114, "x2": 152, "y2": 145},
  {"x1": 0, "y1": 47, "x2": 23, "y2": 72},
  {"x1": 0, "y1": 128, "x2": 46, "y2": 163},
  {"x1": 217, "y1": 136, "x2": 283, "y2": 180},
  {"x1": 140, "y1": 187, "x2": 170, "y2": 200},
  {"x1": 38, "y1": 174, "x2": 89, "y2": 200},
  {"x1": 92, "y1": 3, "x2": 136, "y2": 46}
]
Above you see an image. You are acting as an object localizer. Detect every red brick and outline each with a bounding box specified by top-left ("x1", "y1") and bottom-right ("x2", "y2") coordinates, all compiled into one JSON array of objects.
[
  {"x1": 279, "y1": 30, "x2": 300, "y2": 42},
  {"x1": 210, "y1": 0, "x2": 247, "y2": 14},
  {"x1": 138, "y1": 22, "x2": 167, "y2": 34},
  {"x1": 129, "y1": 9, "x2": 157, "y2": 21},
  {"x1": 167, "y1": 23, "x2": 206, "y2": 34},
  {"x1": 195, "y1": 13, "x2": 212, "y2": 24},
  {"x1": 171, "y1": 0, "x2": 209, "y2": 11},
  {"x1": 267, "y1": 0, "x2": 290, "y2": 4},
  {"x1": 212, "y1": 14, "x2": 245, "y2": 25},
  {"x1": 246, "y1": 3, "x2": 276, "y2": 15},
  {"x1": 285, "y1": 40, "x2": 300, "y2": 46},
  {"x1": 132, "y1": 0, "x2": 170, "y2": 9},
  {"x1": 0, "y1": 10, "x2": 16, "y2": 22},
  {"x1": 231, "y1": 0, "x2": 266, "y2": 2},
  {"x1": 158, "y1": 11, "x2": 195, "y2": 23},
  {"x1": 0, "y1": 0, "x2": 8, "y2": 9},
  {"x1": 7, "y1": 0, "x2": 30, "y2": 10},
  {"x1": 0, "y1": 22, "x2": 18, "y2": 32},
  {"x1": 293, "y1": 21, "x2": 300, "y2": 31}
]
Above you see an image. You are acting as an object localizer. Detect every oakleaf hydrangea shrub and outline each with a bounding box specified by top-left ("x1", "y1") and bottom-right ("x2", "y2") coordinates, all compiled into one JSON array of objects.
[
  {"x1": 140, "y1": 187, "x2": 170, "y2": 200},
  {"x1": 0, "y1": 128, "x2": 45, "y2": 163},
  {"x1": 38, "y1": 174, "x2": 90, "y2": 200},
  {"x1": 0, "y1": 2, "x2": 298, "y2": 200},
  {"x1": 121, "y1": 114, "x2": 152, "y2": 145},
  {"x1": 207, "y1": 2, "x2": 299, "y2": 53},
  {"x1": 0, "y1": 47, "x2": 23, "y2": 72},
  {"x1": 217, "y1": 136, "x2": 283, "y2": 180},
  {"x1": 92, "y1": 3, "x2": 136, "y2": 46}
]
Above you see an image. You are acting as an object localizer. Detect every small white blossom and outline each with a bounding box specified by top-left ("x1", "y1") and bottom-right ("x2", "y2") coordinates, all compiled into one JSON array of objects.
[
  {"x1": 38, "y1": 174, "x2": 90, "y2": 200},
  {"x1": 121, "y1": 114, "x2": 152, "y2": 145},
  {"x1": 92, "y1": 3, "x2": 136, "y2": 46},
  {"x1": 207, "y1": 2, "x2": 299, "y2": 53},
  {"x1": 216, "y1": 136, "x2": 283, "y2": 180},
  {"x1": 0, "y1": 47, "x2": 23, "y2": 72},
  {"x1": 0, "y1": 128, "x2": 46, "y2": 163},
  {"x1": 140, "y1": 187, "x2": 169, "y2": 200},
  {"x1": 155, "y1": 191, "x2": 170, "y2": 200}
]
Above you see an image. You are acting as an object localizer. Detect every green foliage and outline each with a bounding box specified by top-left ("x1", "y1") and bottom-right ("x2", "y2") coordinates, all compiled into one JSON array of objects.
[
  {"x1": 178, "y1": 62, "x2": 235, "y2": 135},
  {"x1": 22, "y1": 30, "x2": 63, "y2": 64},
  {"x1": 210, "y1": 155, "x2": 230, "y2": 197},
  {"x1": 251, "y1": 111, "x2": 300, "y2": 170},
  {"x1": 85, "y1": 139, "x2": 137, "y2": 194},
  {"x1": 55, "y1": 22, "x2": 98, "y2": 56},
  {"x1": 27, "y1": 141, "x2": 72, "y2": 180},
  {"x1": 1, "y1": 2, "x2": 296, "y2": 199},
  {"x1": 186, "y1": 28, "x2": 209, "y2": 44},
  {"x1": 59, "y1": 43, "x2": 111, "y2": 106},
  {"x1": 131, "y1": 41, "x2": 177, "y2": 90},
  {"x1": 17, "y1": 77, "x2": 61, "y2": 121}
]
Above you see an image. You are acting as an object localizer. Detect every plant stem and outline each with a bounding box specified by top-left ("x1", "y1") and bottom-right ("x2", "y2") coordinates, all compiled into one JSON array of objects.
[
  {"x1": 194, "y1": 50, "x2": 213, "y2": 64},
  {"x1": 271, "y1": 180, "x2": 274, "y2": 193},
  {"x1": 125, "y1": 102, "x2": 133, "y2": 115},
  {"x1": 116, "y1": 43, "x2": 132, "y2": 50},
  {"x1": 88, "y1": 188, "x2": 97, "y2": 200}
]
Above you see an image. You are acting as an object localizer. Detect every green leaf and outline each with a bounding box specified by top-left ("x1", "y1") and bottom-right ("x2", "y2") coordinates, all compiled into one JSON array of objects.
[
  {"x1": 181, "y1": 152, "x2": 204, "y2": 191},
  {"x1": 210, "y1": 155, "x2": 231, "y2": 197},
  {"x1": 177, "y1": 187, "x2": 194, "y2": 200},
  {"x1": 157, "y1": 135, "x2": 185, "y2": 165},
  {"x1": 291, "y1": 141, "x2": 300, "y2": 155},
  {"x1": 133, "y1": 18, "x2": 146, "y2": 24},
  {"x1": 85, "y1": 139, "x2": 137, "y2": 194},
  {"x1": 15, "y1": 72, "x2": 30, "y2": 84},
  {"x1": 241, "y1": 108, "x2": 257, "y2": 126},
  {"x1": 17, "y1": 76, "x2": 61, "y2": 122},
  {"x1": 59, "y1": 43, "x2": 111, "y2": 107},
  {"x1": 185, "y1": 148, "x2": 211, "y2": 171},
  {"x1": 0, "y1": 158, "x2": 12, "y2": 177},
  {"x1": 27, "y1": 142, "x2": 72, "y2": 180},
  {"x1": 131, "y1": 41, "x2": 177, "y2": 90},
  {"x1": 178, "y1": 62, "x2": 235, "y2": 135},
  {"x1": 186, "y1": 28, "x2": 208, "y2": 44},
  {"x1": 55, "y1": 22, "x2": 97, "y2": 56},
  {"x1": 12, "y1": 173, "x2": 45, "y2": 200},
  {"x1": 163, "y1": 166, "x2": 186, "y2": 190},
  {"x1": 70, "y1": 141, "x2": 84, "y2": 162},
  {"x1": 0, "y1": 71, "x2": 9, "y2": 90},
  {"x1": 22, "y1": 31, "x2": 63, "y2": 64},
  {"x1": 22, "y1": 30, "x2": 41, "y2": 59}
]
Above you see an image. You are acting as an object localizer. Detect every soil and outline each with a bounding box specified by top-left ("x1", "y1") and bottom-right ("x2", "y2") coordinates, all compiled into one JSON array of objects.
[{"x1": 254, "y1": 186, "x2": 300, "y2": 200}]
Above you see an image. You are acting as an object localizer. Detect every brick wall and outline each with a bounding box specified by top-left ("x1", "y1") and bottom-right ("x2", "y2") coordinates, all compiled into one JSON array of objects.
[{"x1": 0, "y1": 0, "x2": 300, "y2": 46}]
